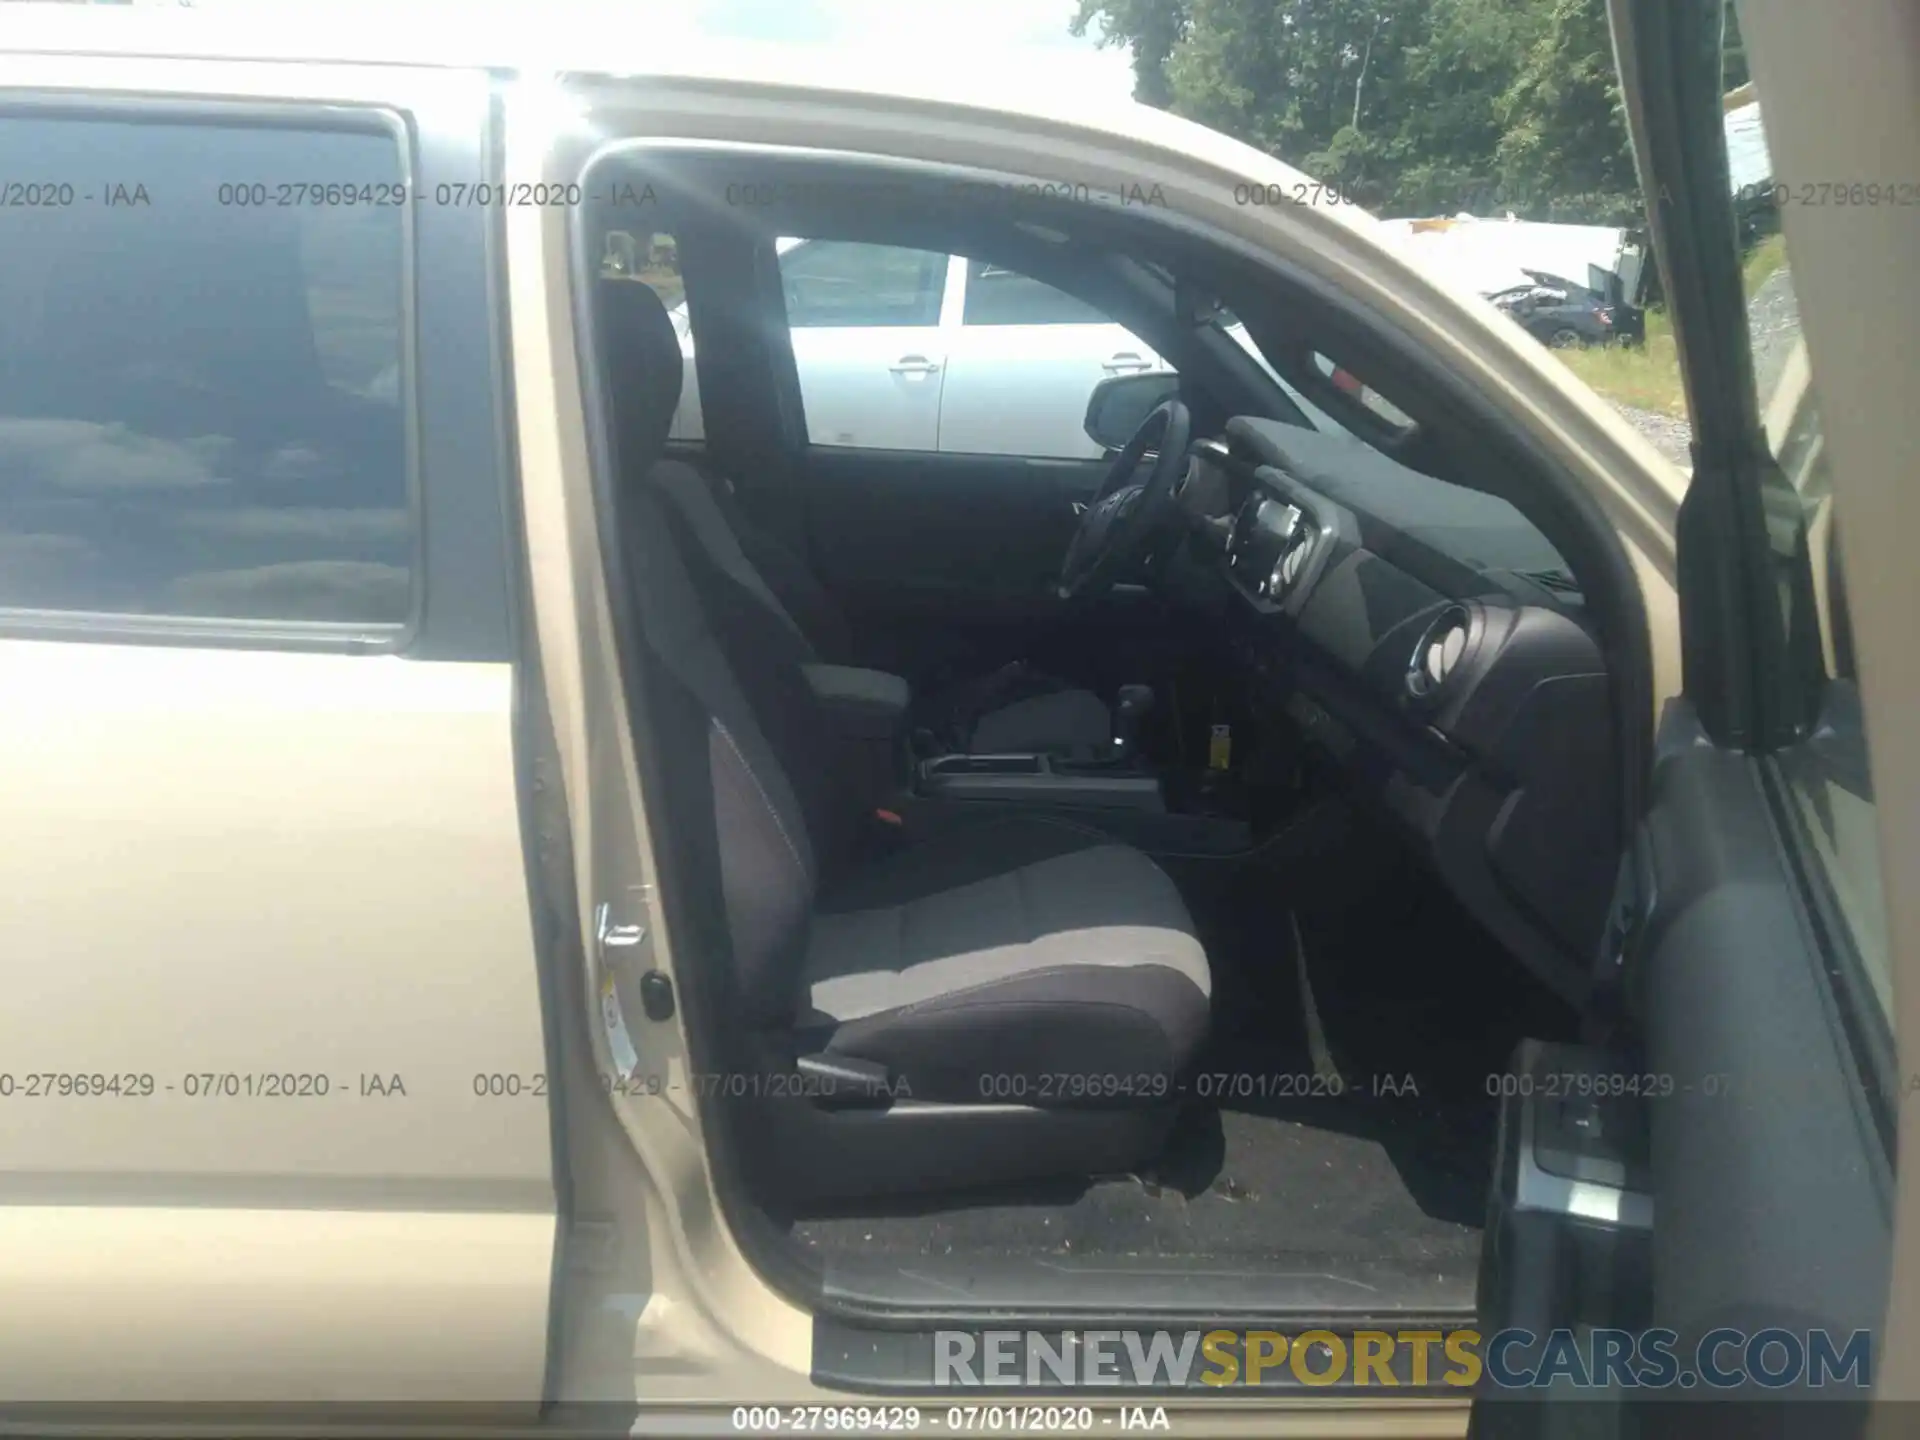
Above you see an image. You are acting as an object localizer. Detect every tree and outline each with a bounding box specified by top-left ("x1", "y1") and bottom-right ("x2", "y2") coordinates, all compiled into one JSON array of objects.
[
  {"x1": 1074, "y1": 0, "x2": 1641, "y2": 222},
  {"x1": 1071, "y1": 0, "x2": 1191, "y2": 110},
  {"x1": 1491, "y1": 0, "x2": 1642, "y2": 222},
  {"x1": 1378, "y1": 0, "x2": 1535, "y2": 214}
]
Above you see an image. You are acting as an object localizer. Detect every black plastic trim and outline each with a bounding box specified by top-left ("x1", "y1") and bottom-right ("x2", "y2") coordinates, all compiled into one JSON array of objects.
[
  {"x1": 1293, "y1": 649, "x2": 1468, "y2": 795},
  {"x1": 1614, "y1": 0, "x2": 1808, "y2": 751},
  {"x1": 813, "y1": 1314, "x2": 1474, "y2": 1394}
]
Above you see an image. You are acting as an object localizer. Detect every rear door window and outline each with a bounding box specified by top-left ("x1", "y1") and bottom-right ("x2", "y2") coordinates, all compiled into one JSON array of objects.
[
  {"x1": 960, "y1": 259, "x2": 1111, "y2": 327},
  {"x1": 779, "y1": 240, "x2": 948, "y2": 328},
  {"x1": 0, "y1": 115, "x2": 411, "y2": 626}
]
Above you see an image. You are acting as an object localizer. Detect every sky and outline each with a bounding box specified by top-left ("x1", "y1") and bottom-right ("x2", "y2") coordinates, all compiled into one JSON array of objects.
[
  {"x1": 166, "y1": 0, "x2": 1142, "y2": 108},
  {"x1": 596, "y1": 0, "x2": 1140, "y2": 107}
]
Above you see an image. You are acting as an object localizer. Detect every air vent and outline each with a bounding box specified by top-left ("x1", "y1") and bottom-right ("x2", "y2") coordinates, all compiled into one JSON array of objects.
[
  {"x1": 1265, "y1": 528, "x2": 1315, "y2": 600},
  {"x1": 1407, "y1": 605, "x2": 1473, "y2": 700},
  {"x1": 1225, "y1": 495, "x2": 1268, "y2": 573},
  {"x1": 1279, "y1": 529, "x2": 1313, "y2": 588}
]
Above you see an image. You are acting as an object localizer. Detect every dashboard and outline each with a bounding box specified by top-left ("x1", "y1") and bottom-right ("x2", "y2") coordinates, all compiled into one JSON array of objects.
[{"x1": 1179, "y1": 417, "x2": 1618, "y2": 1005}]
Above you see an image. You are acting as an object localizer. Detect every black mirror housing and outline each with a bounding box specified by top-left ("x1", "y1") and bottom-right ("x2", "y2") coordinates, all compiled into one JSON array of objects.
[{"x1": 1083, "y1": 372, "x2": 1180, "y2": 451}]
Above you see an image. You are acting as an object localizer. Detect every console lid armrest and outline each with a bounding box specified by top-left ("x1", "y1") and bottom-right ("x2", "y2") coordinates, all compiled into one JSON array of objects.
[{"x1": 801, "y1": 664, "x2": 911, "y2": 740}]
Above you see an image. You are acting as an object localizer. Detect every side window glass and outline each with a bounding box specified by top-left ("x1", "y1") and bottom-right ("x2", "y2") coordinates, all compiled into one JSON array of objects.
[
  {"x1": 778, "y1": 241, "x2": 946, "y2": 328},
  {"x1": 1726, "y1": 79, "x2": 1890, "y2": 1026},
  {"x1": 961, "y1": 259, "x2": 1111, "y2": 326},
  {"x1": 0, "y1": 116, "x2": 409, "y2": 626},
  {"x1": 934, "y1": 257, "x2": 1176, "y2": 460}
]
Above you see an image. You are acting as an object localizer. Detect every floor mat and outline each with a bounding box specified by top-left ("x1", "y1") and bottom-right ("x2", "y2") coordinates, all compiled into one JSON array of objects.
[{"x1": 792, "y1": 1106, "x2": 1486, "y2": 1268}]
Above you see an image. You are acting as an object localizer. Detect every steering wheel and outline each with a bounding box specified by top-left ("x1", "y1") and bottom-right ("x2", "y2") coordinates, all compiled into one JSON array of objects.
[{"x1": 1055, "y1": 398, "x2": 1193, "y2": 601}]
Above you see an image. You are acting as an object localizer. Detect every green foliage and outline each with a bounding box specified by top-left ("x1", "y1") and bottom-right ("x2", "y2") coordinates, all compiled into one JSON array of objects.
[
  {"x1": 1071, "y1": 0, "x2": 1192, "y2": 109},
  {"x1": 1075, "y1": 0, "x2": 1645, "y2": 223},
  {"x1": 1555, "y1": 308, "x2": 1685, "y2": 418},
  {"x1": 1491, "y1": 0, "x2": 1641, "y2": 222}
]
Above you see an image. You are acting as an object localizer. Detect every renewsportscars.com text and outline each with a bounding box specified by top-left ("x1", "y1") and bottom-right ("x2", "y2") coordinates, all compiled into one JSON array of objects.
[{"x1": 934, "y1": 1327, "x2": 1872, "y2": 1390}]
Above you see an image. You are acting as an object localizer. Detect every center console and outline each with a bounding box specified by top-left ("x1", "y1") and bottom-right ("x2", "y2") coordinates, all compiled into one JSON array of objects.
[
  {"x1": 915, "y1": 752, "x2": 1166, "y2": 812},
  {"x1": 805, "y1": 662, "x2": 1265, "y2": 854},
  {"x1": 803, "y1": 662, "x2": 912, "y2": 813}
]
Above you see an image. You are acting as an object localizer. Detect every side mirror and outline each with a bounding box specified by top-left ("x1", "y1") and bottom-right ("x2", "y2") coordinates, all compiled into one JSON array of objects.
[{"x1": 1083, "y1": 372, "x2": 1180, "y2": 452}]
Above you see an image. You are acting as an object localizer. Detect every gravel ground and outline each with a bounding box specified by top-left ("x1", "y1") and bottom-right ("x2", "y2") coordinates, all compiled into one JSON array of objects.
[
  {"x1": 1748, "y1": 265, "x2": 1803, "y2": 403},
  {"x1": 1617, "y1": 405, "x2": 1693, "y2": 467},
  {"x1": 1607, "y1": 264, "x2": 1801, "y2": 470}
]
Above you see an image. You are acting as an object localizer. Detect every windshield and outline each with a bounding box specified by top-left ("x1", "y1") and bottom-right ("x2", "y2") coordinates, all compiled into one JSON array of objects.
[{"x1": 1220, "y1": 322, "x2": 1352, "y2": 438}]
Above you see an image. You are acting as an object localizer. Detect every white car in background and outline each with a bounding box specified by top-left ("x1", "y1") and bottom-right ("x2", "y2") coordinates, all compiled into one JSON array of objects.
[{"x1": 667, "y1": 236, "x2": 1342, "y2": 456}]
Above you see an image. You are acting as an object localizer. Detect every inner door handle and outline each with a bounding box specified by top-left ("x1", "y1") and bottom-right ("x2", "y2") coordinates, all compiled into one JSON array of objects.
[{"x1": 1102, "y1": 352, "x2": 1154, "y2": 374}]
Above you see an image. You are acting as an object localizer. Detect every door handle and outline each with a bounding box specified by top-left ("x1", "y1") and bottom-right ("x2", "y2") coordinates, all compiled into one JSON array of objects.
[
  {"x1": 889, "y1": 355, "x2": 941, "y2": 375},
  {"x1": 1101, "y1": 352, "x2": 1154, "y2": 374},
  {"x1": 1071, "y1": 500, "x2": 1089, "y2": 516}
]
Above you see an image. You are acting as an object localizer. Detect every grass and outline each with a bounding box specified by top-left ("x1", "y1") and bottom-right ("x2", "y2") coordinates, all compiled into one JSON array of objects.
[
  {"x1": 1556, "y1": 307, "x2": 1686, "y2": 417},
  {"x1": 1740, "y1": 231, "x2": 1790, "y2": 294},
  {"x1": 1552, "y1": 234, "x2": 1790, "y2": 419}
]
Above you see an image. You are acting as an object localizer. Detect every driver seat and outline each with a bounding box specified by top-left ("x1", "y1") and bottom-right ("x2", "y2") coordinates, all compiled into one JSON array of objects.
[{"x1": 600, "y1": 276, "x2": 1115, "y2": 757}]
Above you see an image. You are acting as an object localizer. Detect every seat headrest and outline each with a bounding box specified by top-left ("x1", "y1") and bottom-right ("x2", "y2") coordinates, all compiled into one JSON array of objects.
[{"x1": 595, "y1": 274, "x2": 686, "y2": 473}]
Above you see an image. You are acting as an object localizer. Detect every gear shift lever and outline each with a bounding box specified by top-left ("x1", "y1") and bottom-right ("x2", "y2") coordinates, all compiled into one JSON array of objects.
[{"x1": 1111, "y1": 684, "x2": 1156, "y2": 764}]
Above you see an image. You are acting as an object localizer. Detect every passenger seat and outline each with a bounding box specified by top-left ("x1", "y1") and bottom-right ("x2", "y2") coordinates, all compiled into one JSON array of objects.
[{"x1": 594, "y1": 277, "x2": 1212, "y2": 1202}]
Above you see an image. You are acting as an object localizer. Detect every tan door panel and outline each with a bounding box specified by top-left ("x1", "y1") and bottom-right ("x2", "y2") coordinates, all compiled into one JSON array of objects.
[{"x1": 0, "y1": 639, "x2": 555, "y2": 1403}]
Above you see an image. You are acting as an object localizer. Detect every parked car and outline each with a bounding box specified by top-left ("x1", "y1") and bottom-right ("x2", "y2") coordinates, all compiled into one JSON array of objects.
[
  {"x1": 0, "y1": 1, "x2": 1908, "y2": 1433},
  {"x1": 1490, "y1": 267, "x2": 1647, "y2": 348},
  {"x1": 653, "y1": 238, "x2": 1164, "y2": 457},
  {"x1": 657, "y1": 238, "x2": 1347, "y2": 455}
]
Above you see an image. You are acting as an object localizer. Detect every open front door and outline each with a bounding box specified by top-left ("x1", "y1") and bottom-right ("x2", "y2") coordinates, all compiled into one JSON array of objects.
[{"x1": 1472, "y1": 0, "x2": 1917, "y2": 1431}]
